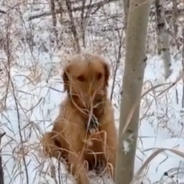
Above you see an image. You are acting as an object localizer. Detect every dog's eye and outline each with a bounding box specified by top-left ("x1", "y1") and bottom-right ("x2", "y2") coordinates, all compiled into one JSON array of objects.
[
  {"x1": 97, "y1": 73, "x2": 102, "y2": 80},
  {"x1": 77, "y1": 75, "x2": 85, "y2": 82}
]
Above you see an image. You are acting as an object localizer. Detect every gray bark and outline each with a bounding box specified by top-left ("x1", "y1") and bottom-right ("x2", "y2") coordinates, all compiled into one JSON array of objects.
[
  {"x1": 65, "y1": 0, "x2": 81, "y2": 53},
  {"x1": 115, "y1": 0, "x2": 151, "y2": 184},
  {"x1": 172, "y1": 0, "x2": 179, "y2": 49},
  {"x1": 155, "y1": 0, "x2": 172, "y2": 79},
  {"x1": 50, "y1": 0, "x2": 59, "y2": 45},
  {"x1": 0, "y1": 132, "x2": 5, "y2": 184},
  {"x1": 181, "y1": 28, "x2": 184, "y2": 108},
  {"x1": 122, "y1": 0, "x2": 129, "y2": 28}
]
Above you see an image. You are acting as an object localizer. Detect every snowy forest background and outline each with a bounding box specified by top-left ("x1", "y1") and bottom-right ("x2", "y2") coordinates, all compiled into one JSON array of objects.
[{"x1": 0, "y1": 0, "x2": 184, "y2": 184}]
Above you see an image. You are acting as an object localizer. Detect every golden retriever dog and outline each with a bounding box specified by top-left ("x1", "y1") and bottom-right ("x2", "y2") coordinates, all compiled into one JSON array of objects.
[{"x1": 41, "y1": 53, "x2": 118, "y2": 184}]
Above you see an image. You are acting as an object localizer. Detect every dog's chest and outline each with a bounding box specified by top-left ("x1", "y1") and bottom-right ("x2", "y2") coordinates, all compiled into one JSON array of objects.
[
  {"x1": 84, "y1": 109, "x2": 104, "y2": 133},
  {"x1": 83, "y1": 112, "x2": 105, "y2": 149},
  {"x1": 84, "y1": 130, "x2": 105, "y2": 153}
]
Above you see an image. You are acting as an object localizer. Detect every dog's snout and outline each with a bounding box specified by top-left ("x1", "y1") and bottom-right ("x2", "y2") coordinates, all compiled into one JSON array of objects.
[
  {"x1": 95, "y1": 94, "x2": 103, "y2": 102},
  {"x1": 94, "y1": 91, "x2": 104, "y2": 105},
  {"x1": 96, "y1": 90, "x2": 104, "y2": 96}
]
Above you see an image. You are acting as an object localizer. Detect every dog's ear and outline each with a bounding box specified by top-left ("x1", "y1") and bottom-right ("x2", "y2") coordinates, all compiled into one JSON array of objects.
[
  {"x1": 62, "y1": 65, "x2": 70, "y2": 92},
  {"x1": 103, "y1": 61, "x2": 110, "y2": 86}
]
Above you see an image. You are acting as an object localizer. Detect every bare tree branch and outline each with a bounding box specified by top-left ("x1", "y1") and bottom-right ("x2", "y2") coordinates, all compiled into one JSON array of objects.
[
  {"x1": 28, "y1": 0, "x2": 118, "y2": 21},
  {"x1": 50, "y1": 0, "x2": 59, "y2": 44},
  {"x1": 0, "y1": 10, "x2": 6, "y2": 14},
  {"x1": 80, "y1": 0, "x2": 87, "y2": 47},
  {"x1": 55, "y1": 0, "x2": 64, "y2": 24}
]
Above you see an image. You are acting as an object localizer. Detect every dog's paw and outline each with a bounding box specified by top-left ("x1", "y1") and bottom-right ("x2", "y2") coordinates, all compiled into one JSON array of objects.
[{"x1": 95, "y1": 159, "x2": 106, "y2": 176}]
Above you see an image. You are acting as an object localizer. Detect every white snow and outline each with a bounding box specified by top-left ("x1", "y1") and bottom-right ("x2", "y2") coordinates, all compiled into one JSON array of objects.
[{"x1": 0, "y1": 1, "x2": 184, "y2": 184}]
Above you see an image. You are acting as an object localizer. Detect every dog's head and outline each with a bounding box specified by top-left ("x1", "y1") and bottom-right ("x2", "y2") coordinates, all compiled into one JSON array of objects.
[{"x1": 62, "y1": 53, "x2": 110, "y2": 110}]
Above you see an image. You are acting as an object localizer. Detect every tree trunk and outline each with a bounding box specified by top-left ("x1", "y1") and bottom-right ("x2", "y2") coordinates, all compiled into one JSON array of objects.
[
  {"x1": 65, "y1": 0, "x2": 81, "y2": 53},
  {"x1": 0, "y1": 132, "x2": 5, "y2": 184},
  {"x1": 172, "y1": 0, "x2": 179, "y2": 49},
  {"x1": 181, "y1": 28, "x2": 184, "y2": 108},
  {"x1": 155, "y1": 0, "x2": 172, "y2": 79},
  {"x1": 115, "y1": 0, "x2": 151, "y2": 184},
  {"x1": 122, "y1": 0, "x2": 129, "y2": 28}
]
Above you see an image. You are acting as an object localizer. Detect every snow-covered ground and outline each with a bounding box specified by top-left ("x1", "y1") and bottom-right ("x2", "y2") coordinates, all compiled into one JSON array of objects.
[{"x1": 0, "y1": 1, "x2": 184, "y2": 184}]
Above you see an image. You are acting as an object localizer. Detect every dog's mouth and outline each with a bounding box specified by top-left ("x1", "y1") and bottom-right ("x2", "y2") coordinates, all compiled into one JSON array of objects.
[
  {"x1": 93, "y1": 94, "x2": 105, "y2": 108},
  {"x1": 85, "y1": 94, "x2": 105, "y2": 110},
  {"x1": 69, "y1": 90, "x2": 105, "y2": 132},
  {"x1": 69, "y1": 89, "x2": 105, "y2": 109}
]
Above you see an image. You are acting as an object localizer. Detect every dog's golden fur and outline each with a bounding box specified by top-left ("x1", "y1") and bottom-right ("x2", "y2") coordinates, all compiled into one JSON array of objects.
[{"x1": 41, "y1": 53, "x2": 118, "y2": 184}]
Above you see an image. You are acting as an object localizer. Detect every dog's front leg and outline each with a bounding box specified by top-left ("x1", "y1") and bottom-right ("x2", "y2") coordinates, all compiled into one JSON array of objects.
[
  {"x1": 100, "y1": 121, "x2": 118, "y2": 180},
  {"x1": 66, "y1": 121, "x2": 90, "y2": 184},
  {"x1": 68, "y1": 150, "x2": 89, "y2": 184},
  {"x1": 41, "y1": 132, "x2": 63, "y2": 159}
]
